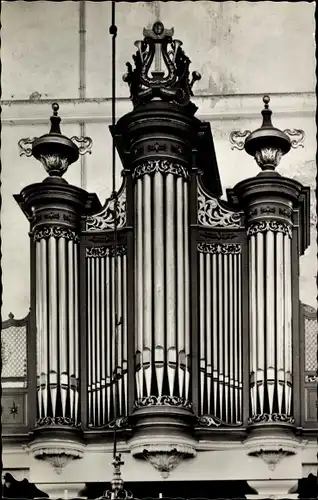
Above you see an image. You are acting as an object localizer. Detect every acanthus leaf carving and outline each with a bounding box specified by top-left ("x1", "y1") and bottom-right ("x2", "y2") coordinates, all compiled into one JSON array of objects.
[
  {"x1": 197, "y1": 242, "x2": 241, "y2": 254},
  {"x1": 143, "y1": 450, "x2": 185, "y2": 479},
  {"x1": 85, "y1": 245, "x2": 127, "y2": 258},
  {"x1": 134, "y1": 395, "x2": 192, "y2": 410},
  {"x1": 247, "y1": 220, "x2": 292, "y2": 239},
  {"x1": 197, "y1": 181, "x2": 241, "y2": 228},
  {"x1": 133, "y1": 159, "x2": 189, "y2": 180},
  {"x1": 248, "y1": 413, "x2": 295, "y2": 425},
  {"x1": 33, "y1": 226, "x2": 79, "y2": 242}
]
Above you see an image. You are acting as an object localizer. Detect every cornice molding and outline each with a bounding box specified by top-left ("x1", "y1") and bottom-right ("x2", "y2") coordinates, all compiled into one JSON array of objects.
[{"x1": 1, "y1": 92, "x2": 315, "y2": 125}]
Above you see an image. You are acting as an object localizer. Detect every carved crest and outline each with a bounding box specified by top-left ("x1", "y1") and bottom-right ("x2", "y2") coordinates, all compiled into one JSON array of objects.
[
  {"x1": 123, "y1": 21, "x2": 201, "y2": 111},
  {"x1": 197, "y1": 180, "x2": 241, "y2": 228},
  {"x1": 85, "y1": 180, "x2": 127, "y2": 231}
]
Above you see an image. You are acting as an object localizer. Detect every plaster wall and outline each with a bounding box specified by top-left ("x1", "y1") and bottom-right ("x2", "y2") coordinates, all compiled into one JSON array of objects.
[{"x1": 1, "y1": 1, "x2": 316, "y2": 316}]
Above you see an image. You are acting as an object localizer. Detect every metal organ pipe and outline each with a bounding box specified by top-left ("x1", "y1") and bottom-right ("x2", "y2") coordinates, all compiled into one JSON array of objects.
[
  {"x1": 154, "y1": 172, "x2": 165, "y2": 397},
  {"x1": 284, "y1": 233, "x2": 292, "y2": 415},
  {"x1": 183, "y1": 182, "x2": 191, "y2": 400},
  {"x1": 143, "y1": 173, "x2": 153, "y2": 397},
  {"x1": 265, "y1": 230, "x2": 275, "y2": 415},
  {"x1": 135, "y1": 178, "x2": 144, "y2": 399},
  {"x1": 166, "y1": 173, "x2": 177, "y2": 397},
  {"x1": 256, "y1": 232, "x2": 265, "y2": 415}
]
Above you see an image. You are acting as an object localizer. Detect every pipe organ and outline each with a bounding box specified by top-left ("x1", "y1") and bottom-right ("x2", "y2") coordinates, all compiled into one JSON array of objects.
[{"x1": 15, "y1": 23, "x2": 311, "y2": 475}]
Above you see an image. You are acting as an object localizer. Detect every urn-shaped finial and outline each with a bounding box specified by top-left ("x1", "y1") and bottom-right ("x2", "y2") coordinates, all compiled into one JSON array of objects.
[
  {"x1": 32, "y1": 102, "x2": 79, "y2": 177},
  {"x1": 244, "y1": 95, "x2": 291, "y2": 172}
]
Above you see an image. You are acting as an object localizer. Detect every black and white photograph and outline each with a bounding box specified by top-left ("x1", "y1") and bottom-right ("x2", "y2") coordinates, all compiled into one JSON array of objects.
[{"x1": 1, "y1": 1, "x2": 317, "y2": 499}]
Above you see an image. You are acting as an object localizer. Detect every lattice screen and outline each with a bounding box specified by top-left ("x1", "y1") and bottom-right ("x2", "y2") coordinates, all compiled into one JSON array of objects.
[
  {"x1": 305, "y1": 315, "x2": 317, "y2": 372},
  {"x1": 1, "y1": 323, "x2": 27, "y2": 383}
]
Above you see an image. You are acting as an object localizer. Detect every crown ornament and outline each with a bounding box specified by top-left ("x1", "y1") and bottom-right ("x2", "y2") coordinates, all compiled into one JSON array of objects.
[{"x1": 123, "y1": 21, "x2": 201, "y2": 113}]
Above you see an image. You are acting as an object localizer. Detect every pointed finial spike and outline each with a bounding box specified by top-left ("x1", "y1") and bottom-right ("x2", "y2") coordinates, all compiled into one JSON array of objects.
[{"x1": 263, "y1": 95, "x2": 270, "y2": 109}]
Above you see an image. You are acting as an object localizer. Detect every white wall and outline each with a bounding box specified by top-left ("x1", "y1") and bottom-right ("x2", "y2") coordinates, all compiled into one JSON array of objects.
[{"x1": 1, "y1": 1, "x2": 316, "y2": 317}]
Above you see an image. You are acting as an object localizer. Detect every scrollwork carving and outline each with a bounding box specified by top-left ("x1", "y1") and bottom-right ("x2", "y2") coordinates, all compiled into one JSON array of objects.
[
  {"x1": 134, "y1": 395, "x2": 192, "y2": 410},
  {"x1": 305, "y1": 375, "x2": 318, "y2": 383},
  {"x1": 197, "y1": 415, "x2": 243, "y2": 427},
  {"x1": 247, "y1": 220, "x2": 292, "y2": 239},
  {"x1": 197, "y1": 181, "x2": 241, "y2": 228},
  {"x1": 133, "y1": 159, "x2": 189, "y2": 180},
  {"x1": 248, "y1": 413, "x2": 295, "y2": 425},
  {"x1": 86, "y1": 186, "x2": 127, "y2": 231},
  {"x1": 283, "y1": 129, "x2": 305, "y2": 149},
  {"x1": 143, "y1": 450, "x2": 185, "y2": 479},
  {"x1": 85, "y1": 245, "x2": 127, "y2": 258},
  {"x1": 70, "y1": 135, "x2": 93, "y2": 155},
  {"x1": 197, "y1": 242, "x2": 241, "y2": 254},
  {"x1": 18, "y1": 137, "x2": 38, "y2": 157},
  {"x1": 35, "y1": 416, "x2": 82, "y2": 428},
  {"x1": 229, "y1": 130, "x2": 251, "y2": 150},
  {"x1": 33, "y1": 226, "x2": 79, "y2": 242}
]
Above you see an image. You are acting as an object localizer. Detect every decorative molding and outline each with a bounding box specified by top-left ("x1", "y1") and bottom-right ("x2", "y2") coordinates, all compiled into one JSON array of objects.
[
  {"x1": 2, "y1": 93, "x2": 315, "y2": 126},
  {"x1": 85, "y1": 245, "x2": 127, "y2": 258},
  {"x1": 33, "y1": 226, "x2": 79, "y2": 242},
  {"x1": 248, "y1": 413, "x2": 295, "y2": 425},
  {"x1": 70, "y1": 135, "x2": 93, "y2": 155},
  {"x1": 18, "y1": 137, "x2": 37, "y2": 156},
  {"x1": 26, "y1": 439, "x2": 85, "y2": 474},
  {"x1": 197, "y1": 181, "x2": 241, "y2": 228},
  {"x1": 134, "y1": 395, "x2": 192, "y2": 410},
  {"x1": 305, "y1": 375, "x2": 318, "y2": 383},
  {"x1": 253, "y1": 449, "x2": 293, "y2": 471},
  {"x1": 142, "y1": 450, "x2": 186, "y2": 479},
  {"x1": 86, "y1": 184, "x2": 126, "y2": 231},
  {"x1": 133, "y1": 159, "x2": 189, "y2": 180},
  {"x1": 254, "y1": 147, "x2": 284, "y2": 170},
  {"x1": 283, "y1": 128, "x2": 305, "y2": 148},
  {"x1": 197, "y1": 415, "x2": 243, "y2": 427},
  {"x1": 35, "y1": 416, "x2": 82, "y2": 428},
  {"x1": 229, "y1": 130, "x2": 251, "y2": 150},
  {"x1": 106, "y1": 416, "x2": 129, "y2": 429},
  {"x1": 247, "y1": 220, "x2": 292, "y2": 238},
  {"x1": 197, "y1": 242, "x2": 241, "y2": 254}
]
